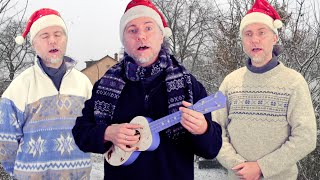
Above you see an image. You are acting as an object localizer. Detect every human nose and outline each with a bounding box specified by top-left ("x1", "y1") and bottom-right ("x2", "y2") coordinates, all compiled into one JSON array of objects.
[
  {"x1": 136, "y1": 31, "x2": 146, "y2": 41},
  {"x1": 48, "y1": 36, "x2": 56, "y2": 44},
  {"x1": 251, "y1": 33, "x2": 260, "y2": 44}
]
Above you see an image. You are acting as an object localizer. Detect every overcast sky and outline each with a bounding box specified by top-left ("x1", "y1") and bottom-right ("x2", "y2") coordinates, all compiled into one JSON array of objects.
[{"x1": 14, "y1": 0, "x2": 131, "y2": 70}]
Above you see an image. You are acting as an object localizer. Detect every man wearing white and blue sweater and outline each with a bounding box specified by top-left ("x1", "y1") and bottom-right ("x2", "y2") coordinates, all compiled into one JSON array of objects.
[{"x1": 0, "y1": 8, "x2": 92, "y2": 179}]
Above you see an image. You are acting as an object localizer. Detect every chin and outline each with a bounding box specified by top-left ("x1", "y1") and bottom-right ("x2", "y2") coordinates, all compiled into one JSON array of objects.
[
  {"x1": 134, "y1": 55, "x2": 155, "y2": 65},
  {"x1": 136, "y1": 58, "x2": 151, "y2": 64},
  {"x1": 50, "y1": 58, "x2": 63, "y2": 64},
  {"x1": 251, "y1": 57, "x2": 267, "y2": 65}
]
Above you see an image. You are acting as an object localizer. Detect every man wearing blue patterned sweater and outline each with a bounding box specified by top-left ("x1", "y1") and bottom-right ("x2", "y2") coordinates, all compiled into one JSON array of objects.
[
  {"x1": 213, "y1": 0, "x2": 317, "y2": 179},
  {"x1": 0, "y1": 8, "x2": 92, "y2": 179}
]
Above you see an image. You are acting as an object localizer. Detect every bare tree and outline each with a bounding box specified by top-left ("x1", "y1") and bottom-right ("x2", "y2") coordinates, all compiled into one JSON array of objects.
[
  {"x1": 0, "y1": 0, "x2": 11, "y2": 14},
  {"x1": 279, "y1": 0, "x2": 320, "y2": 117},
  {"x1": 0, "y1": 20, "x2": 34, "y2": 80},
  {"x1": 210, "y1": 0, "x2": 249, "y2": 77},
  {"x1": 0, "y1": 0, "x2": 34, "y2": 95},
  {"x1": 154, "y1": 0, "x2": 218, "y2": 67},
  {"x1": 154, "y1": 0, "x2": 226, "y2": 92}
]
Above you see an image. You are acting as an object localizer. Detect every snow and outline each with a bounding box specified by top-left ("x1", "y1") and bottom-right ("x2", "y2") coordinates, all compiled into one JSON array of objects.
[{"x1": 90, "y1": 154, "x2": 227, "y2": 180}]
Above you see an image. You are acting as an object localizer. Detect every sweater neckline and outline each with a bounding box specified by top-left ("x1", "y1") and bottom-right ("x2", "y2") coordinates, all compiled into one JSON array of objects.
[{"x1": 246, "y1": 55, "x2": 279, "y2": 74}]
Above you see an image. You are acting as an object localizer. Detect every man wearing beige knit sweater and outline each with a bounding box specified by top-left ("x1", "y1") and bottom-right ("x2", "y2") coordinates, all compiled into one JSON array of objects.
[{"x1": 212, "y1": 0, "x2": 317, "y2": 179}]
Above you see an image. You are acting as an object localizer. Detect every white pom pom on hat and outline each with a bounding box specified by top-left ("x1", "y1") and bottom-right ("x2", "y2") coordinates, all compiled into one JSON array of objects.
[
  {"x1": 164, "y1": 27, "x2": 172, "y2": 37},
  {"x1": 273, "y1": 19, "x2": 283, "y2": 29},
  {"x1": 15, "y1": 35, "x2": 25, "y2": 45},
  {"x1": 120, "y1": 0, "x2": 172, "y2": 43},
  {"x1": 240, "y1": 0, "x2": 283, "y2": 35},
  {"x1": 15, "y1": 8, "x2": 67, "y2": 45}
]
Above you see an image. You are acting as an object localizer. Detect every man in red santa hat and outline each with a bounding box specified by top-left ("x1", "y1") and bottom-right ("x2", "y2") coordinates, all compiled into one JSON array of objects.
[
  {"x1": 72, "y1": 0, "x2": 222, "y2": 179},
  {"x1": 213, "y1": 0, "x2": 317, "y2": 179},
  {"x1": 0, "y1": 8, "x2": 92, "y2": 179}
]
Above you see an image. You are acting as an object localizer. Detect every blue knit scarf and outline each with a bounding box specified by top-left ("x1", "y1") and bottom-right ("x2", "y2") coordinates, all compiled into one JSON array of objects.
[{"x1": 94, "y1": 47, "x2": 193, "y2": 139}]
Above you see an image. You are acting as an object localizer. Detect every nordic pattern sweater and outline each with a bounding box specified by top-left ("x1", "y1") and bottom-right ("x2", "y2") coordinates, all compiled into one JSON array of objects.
[
  {"x1": 0, "y1": 57, "x2": 93, "y2": 179},
  {"x1": 213, "y1": 62, "x2": 317, "y2": 180}
]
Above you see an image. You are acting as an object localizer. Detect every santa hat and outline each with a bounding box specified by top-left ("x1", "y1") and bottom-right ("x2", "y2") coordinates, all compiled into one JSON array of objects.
[
  {"x1": 120, "y1": 0, "x2": 172, "y2": 43},
  {"x1": 15, "y1": 8, "x2": 67, "y2": 45},
  {"x1": 239, "y1": 0, "x2": 283, "y2": 35}
]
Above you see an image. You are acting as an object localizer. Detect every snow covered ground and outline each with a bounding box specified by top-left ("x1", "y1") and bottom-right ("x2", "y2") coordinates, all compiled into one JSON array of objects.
[{"x1": 90, "y1": 154, "x2": 227, "y2": 180}]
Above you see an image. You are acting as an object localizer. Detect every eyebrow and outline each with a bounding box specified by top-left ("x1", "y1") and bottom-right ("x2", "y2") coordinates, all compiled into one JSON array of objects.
[
  {"x1": 54, "y1": 31, "x2": 63, "y2": 34},
  {"x1": 126, "y1": 21, "x2": 155, "y2": 29},
  {"x1": 144, "y1": 21, "x2": 154, "y2": 25},
  {"x1": 244, "y1": 27, "x2": 268, "y2": 32},
  {"x1": 39, "y1": 33, "x2": 49, "y2": 37},
  {"x1": 257, "y1": 27, "x2": 268, "y2": 31}
]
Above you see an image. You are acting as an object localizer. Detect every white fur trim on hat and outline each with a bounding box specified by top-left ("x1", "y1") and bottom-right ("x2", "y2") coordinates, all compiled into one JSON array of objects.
[
  {"x1": 30, "y1": 14, "x2": 68, "y2": 43},
  {"x1": 240, "y1": 12, "x2": 279, "y2": 35},
  {"x1": 120, "y1": 5, "x2": 168, "y2": 43}
]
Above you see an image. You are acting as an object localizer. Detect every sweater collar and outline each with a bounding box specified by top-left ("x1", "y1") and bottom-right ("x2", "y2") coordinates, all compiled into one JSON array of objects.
[
  {"x1": 246, "y1": 55, "x2": 279, "y2": 73},
  {"x1": 39, "y1": 56, "x2": 67, "y2": 78},
  {"x1": 36, "y1": 56, "x2": 77, "y2": 73}
]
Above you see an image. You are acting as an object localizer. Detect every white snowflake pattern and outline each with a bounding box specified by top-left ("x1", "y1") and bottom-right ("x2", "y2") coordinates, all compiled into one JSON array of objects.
[
  {"x1": 9, "y1": 112, "x2": 19, "y2": 129},
  {"x1": 56, "y1": 134, "x2": 74, "y2": 155},
  {"x1": 28, "y1": 136, "x2": 45, "y2": 157}
]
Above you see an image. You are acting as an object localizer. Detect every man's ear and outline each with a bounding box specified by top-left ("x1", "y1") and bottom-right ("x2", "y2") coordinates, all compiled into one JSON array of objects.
[{"x1": 273, "y1": 34, "x2": 279, "y2": 43}]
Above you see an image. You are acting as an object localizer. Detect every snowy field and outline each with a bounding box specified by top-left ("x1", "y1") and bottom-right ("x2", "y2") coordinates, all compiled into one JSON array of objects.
[
  {"x1": 90, "y1": 154, "x2": 227, "y2": 180},
  {"x1": 0, "y1": 153, "x2": 227, "y2": 180}
]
